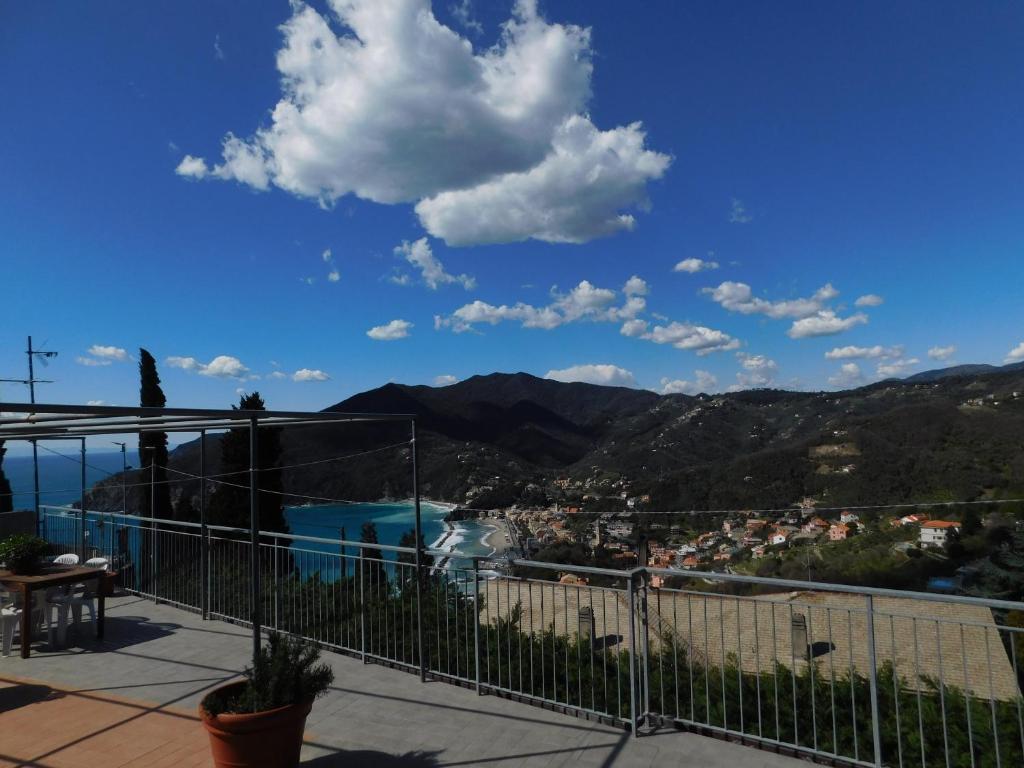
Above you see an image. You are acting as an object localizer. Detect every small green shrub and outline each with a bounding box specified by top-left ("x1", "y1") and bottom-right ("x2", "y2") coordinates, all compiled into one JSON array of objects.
[
  {"x1": 0, "y1": 534, "x2": 50, "y2": 574},
  {"x1": 202, "y1": 632, "x2": 334, "y2": 716}
]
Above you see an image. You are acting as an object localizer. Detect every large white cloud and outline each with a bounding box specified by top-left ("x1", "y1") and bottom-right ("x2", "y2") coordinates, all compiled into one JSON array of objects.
[
  {"x1": 1005, "y1": 341, "x2": 1024, "y2": 364},
  {"x1": 641, "y1": 321, "x2": 739, "y2": 355},
  {"x1": 177, "y1": 0, "x2": 669, "y2": 246},
  {"x1": 704, "y1": 281, "x2": 838, "y2": 320},
  {"x1": 415, "y1": 116, "x2": 670, "y2": 245},
  {"x1": 394, "y1": 238, "x2": 475, "y2": 290},
  {"x1": 545, "y1": 364, "x2": 636, "y2": 387},
  {"x1": 367, "y1": 319, "x2": 413, "y2": 340},
  {"x1": 88, "y1": 345, "x2": 129, "y2": 361}
]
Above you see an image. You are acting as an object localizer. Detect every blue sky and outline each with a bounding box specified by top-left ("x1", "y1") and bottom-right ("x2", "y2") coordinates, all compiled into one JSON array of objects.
[{"x1": 2, "y1": 0, "x2": 1023, "y2": 420}]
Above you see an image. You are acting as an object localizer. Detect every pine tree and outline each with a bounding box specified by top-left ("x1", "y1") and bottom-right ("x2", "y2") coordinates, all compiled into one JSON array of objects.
[
  {"x1": 138, "y1": 348, "x2": 172, "y2": 520},
  {"x1": 207, "y1": 392, "x2": 287, "y2": 533},
  {"x1": 0, "y1": 440, "x2": 13, "y2": 514}
]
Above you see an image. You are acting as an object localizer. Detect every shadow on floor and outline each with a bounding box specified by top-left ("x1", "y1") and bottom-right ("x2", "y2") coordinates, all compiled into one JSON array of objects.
[
  {"x1": 49, "y1": 614, "x2": 181, "y2": 654},
  {"x1": 301, "y1": 749, "x2": 441, "y2": 767},
  {"x1": 0, "y1": 682, "x2": 64, "y2": 713}
]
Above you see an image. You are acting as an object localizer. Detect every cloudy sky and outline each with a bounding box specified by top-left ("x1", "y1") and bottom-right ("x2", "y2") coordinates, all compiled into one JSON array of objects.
[{"x1": 1, "y1": 0, "x2": 1022, "y2": 414}]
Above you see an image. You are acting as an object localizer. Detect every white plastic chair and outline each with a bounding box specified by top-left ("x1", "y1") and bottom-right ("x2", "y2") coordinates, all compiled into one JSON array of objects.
[
  {"x1": 45, "y1": 553, "x2": 83, "y2": 646},
  {"x1": 0, "y1": 589, "x2": 19, "y2": 657},
  {"x1": 65, "y1": 558, "x2": 110, "y2": 643}
]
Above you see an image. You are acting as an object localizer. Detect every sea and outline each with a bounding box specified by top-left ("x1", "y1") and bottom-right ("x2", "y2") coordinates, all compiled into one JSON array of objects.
[{"x1": 3, "y1": 451, "x2": 500, "y2": 567}]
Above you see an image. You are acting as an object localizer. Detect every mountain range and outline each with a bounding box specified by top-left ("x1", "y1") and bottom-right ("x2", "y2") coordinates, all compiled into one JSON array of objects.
[{"x1": 84, "y1": 364, "x2": 1024, "y2": 515}]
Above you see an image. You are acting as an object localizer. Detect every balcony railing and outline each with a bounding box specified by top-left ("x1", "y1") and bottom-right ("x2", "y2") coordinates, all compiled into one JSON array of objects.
[{"x1": 39, "y1": 505, "x2": 1024, "y2": 768}]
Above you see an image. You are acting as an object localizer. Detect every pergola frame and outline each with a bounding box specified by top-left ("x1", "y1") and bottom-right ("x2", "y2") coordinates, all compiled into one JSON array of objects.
[{"x1": 0, "y1": 401, "x2": 424, "y2": 671}]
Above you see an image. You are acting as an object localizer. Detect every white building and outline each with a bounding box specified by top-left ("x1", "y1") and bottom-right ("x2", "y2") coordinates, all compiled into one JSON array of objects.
[{"x1": 919, "y1": 521, "x2": 961, "y2": 548}]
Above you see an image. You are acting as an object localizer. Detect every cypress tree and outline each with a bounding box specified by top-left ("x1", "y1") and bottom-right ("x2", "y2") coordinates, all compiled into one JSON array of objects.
[
  {"x1": 138, "y1": 348, "x2": 172, "y2": 520},
  {"x1": 207, "y1": 392, "x2": 286, "y2": 533},
  {"x1": 0, "y1": 440, "x2": 13, "y2": 514}
]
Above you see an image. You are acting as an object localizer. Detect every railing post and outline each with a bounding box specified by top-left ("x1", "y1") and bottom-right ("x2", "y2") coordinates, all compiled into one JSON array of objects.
[
  {"x1": 627, "y1": 571, "x2": 640, "y2": 738},
  {"x1": 273, "y1": 535, "x2": 280, "y2": 630},
  {"x1": 473, "y1": 557, "x2": 481, "y2": 695},
  {"x1": 199, "y1": 429, "x2": 208, "y2": 620},
  {"x1": 411, "y1": 420, "x2": 426, "y2": 683},
  {"x1": 359, "y1": 546, "x2": 367, "y2": 663},
  {"x1": 865, "y1": 594, "x2": 883, "y2": 767}
]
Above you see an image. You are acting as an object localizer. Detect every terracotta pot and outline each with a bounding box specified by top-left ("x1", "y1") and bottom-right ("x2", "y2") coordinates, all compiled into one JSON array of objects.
[{"x1": 200, "y1": 682, "x2": 313, "y2": 768}]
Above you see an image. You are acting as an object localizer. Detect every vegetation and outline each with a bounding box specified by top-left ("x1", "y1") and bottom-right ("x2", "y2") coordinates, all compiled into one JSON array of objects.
[
  {"x1": 201, "y1": 632, "x2": 334, "y2": 716},
  {"x1": 138, "y1": 348, "x2": 171, "y2": 520},
  {"x1": 0, "y1": 533, "x2": 50, "y2": 573},
  {"x1": 207, "y1": 392, "x2": 286, "y2": 533}
]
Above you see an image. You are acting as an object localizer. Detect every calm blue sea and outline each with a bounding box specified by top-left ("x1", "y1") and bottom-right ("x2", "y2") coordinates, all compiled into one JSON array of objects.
[{"x1": 3, "y1": 450, "x2": 135, "y2": 509}]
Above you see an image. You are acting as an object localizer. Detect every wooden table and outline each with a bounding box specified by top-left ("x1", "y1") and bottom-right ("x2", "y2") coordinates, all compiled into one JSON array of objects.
[{"x1": 0, "y1": 565, "x2": 115, "y2": 658}]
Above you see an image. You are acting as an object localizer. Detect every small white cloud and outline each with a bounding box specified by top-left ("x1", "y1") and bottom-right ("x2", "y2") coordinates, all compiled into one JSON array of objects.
[
  {"x1": 268, "y1": 371, "x2": 288, "y2": 380},
  {"x1": 292, "y1": 368, "x2": 330, "y2": 382},
  {"x1": 327, "y1": 270, "x2": 340, "y2": 282},
  {"x1": 642, "y1": 321, "x2": 739, "y2": 355},
  {"x1": 199, "y1": 355, "x2": 250, "y2": 379},
  {"x1": 545, "y1": 364, "x2": 637, "y2": 388},
  {"x1": 434, "y1": 374, "x2": 458, "y2": 386},
  {"x1": 927, "y1": 345, "x2": 956, "y2": 361},
  {"x1": 659, "y1": 370, "x2": 717, "y2": 395},
  {"x1": 300, "y1": 276, "x2": 316, "y2": 285},
  {"x1": 86, "y1": 399, "x2": 106, "y2": 406},
  {"x1": 214, "y1": 33, "x2": 225, "y2": 61},
  {"x1": 787, "y1": 311, "x2": 868, "y2": 339},
  {"x1": 322, "y1": 249, "x2": 332, "y2": 263},
  {"x1": 175, "y1": 155, "x2": 209, "y2": 179},
  {"x1": 825, "y1": 345, "x2": 902, "y2": 360},
  {"x1": 1004, "y1": 341, "x2": 1024, "y2": 364},
  {"x1": 395, "y1": 238, "x2": 475, "y2": 290},
  {"x1": 729, "y1": 198, "x2": 752, "y2": 224},
  {"x1": 367, "y1": 319, "x2": 412, "y2": 341},
  {"x1": 389, "y1": 273, "x2": 412, "y2": 286},
  {"x1": 705, "y1": 281, "x2": 840, "y2": 320},
  {"x1": 166, "y1": 354, "x2": 250, "y2": 379},
  {"x1": 623, "y1": 275, "x2": 648, "y2": 296},
  {"x1": 673, "y1": 257, "x2": 719, "y2": 274},
  {"x1": 876, "y1": 358, "x2": 920, "y2": 378},
  {"x1": 854, "y1": 294, "x2": 884, "y2": 307},
  {"x1": 87, "y1": 345, "x2": 129, "y2": 361},
  {"x1": 829, "y1": 362, "x2": 864, "y2": 388},
  {"x1": 620, "y1": 318, "x2": 648, "y2": 337},
  {"x1": 76, "y1": 356, "x2": 111, "y2": 367},
  {"x1": 733, "y1": 353, "x2": 778, "y2": 389},
  {"x1": 166, "y1": 356, "x2": 200, "y2": 371}
]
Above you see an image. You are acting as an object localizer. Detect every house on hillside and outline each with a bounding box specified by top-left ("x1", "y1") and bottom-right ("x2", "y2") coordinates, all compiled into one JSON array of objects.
[
  {"x1": 829, "y1": 522, "x2": 850, "y2": 541},
  {"x1": 898, "y1": 513, "x2": 929, "y2": 527},
  {"x1": 840, "y1": 511, "x2": 860, "y2": 524},
  {"x1": 802, "y1": 517, "x2": 829, "y2": 535},
  {"x1": 920, "y1": 520, "x2": 961, "y2": 548}
]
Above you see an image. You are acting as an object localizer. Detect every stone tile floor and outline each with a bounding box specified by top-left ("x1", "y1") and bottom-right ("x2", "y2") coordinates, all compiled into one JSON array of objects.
[{"x1": 0, "y1": 597, "x2": 809, "y2": 767}]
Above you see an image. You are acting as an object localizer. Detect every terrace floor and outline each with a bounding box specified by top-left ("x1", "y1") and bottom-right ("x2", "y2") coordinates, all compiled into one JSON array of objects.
[{"x1": 0, "y1": 597, "x2": 808, "y2": 767}]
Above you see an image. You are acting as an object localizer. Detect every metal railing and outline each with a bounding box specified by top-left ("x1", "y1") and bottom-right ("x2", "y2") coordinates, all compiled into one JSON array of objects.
[{"x1": 39, "y1": 506, "x2": 1024, "y2": 768}]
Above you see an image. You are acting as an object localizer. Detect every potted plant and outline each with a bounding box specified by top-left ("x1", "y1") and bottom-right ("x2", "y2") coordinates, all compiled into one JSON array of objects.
[
  {"x1": 0, "y1": 534, "x2": 50, "y2": 574},
  {"x1": 200, "y1": 632, "x2": 334, "y2": 768}
]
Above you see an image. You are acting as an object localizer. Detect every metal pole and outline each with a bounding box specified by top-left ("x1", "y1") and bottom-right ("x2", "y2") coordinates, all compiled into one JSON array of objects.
[
  {"x1": 249, "y1": 417, "x2": 261, "y2": 664},
  {"x1": 865, "y1": 594, "x2": 883, "y2": 767},
  {"x1": 412, "y1": 420, "x2": 425, "y2": 682},
  {"x1": 120, "y1": 443, "x2": 127, "y2": 513},
  {"x1": 28, "y1": 337, "x2": 40, "y2": 533},
  {"x1": 627, "y1": 572, "x2": 639, "y2": 738},
  {"x1": 359, "y1": 545, "x2": 366, "y2": 663},
  {"x1": 79, "y1": 437, "x2": 87, "y2": 559},
  {"x1": 200, "y1": 429, "x2": 208, "y2": 620}
]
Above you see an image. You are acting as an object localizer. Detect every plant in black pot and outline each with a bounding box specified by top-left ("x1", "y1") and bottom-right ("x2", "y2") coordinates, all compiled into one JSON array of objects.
[
  {"x1": 200, "y1": 632, "x2": 334, "y2": 768},
  {"x1": 0, "y1": 534, "x2": 50, "y2": 574}
]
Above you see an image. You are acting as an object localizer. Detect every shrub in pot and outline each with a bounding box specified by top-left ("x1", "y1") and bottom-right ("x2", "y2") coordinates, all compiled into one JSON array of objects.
[
  {"x1": 0, "y1": 534, "x2": 50, "y2": 574},
  {"x1": 200, "y1": 632, "x2": 334, "y2": 768}
]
